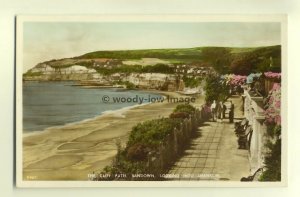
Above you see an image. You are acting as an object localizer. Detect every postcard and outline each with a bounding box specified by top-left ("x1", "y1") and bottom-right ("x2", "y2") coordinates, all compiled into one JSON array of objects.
[{"x1": 16, "y1": 15, "x2": 287, "y2": 187}]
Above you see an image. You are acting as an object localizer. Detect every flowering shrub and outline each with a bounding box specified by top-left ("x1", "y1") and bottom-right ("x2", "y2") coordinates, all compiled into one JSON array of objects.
[
  {"x1": 264, "y1": 72, "x2": 281, "y2": 80},
  {"x1": 261, "y1": 82, "x2": 281, "y2": 182},
  {"x1": 221, "y1": 72, "x2": 281, "y2": 89},
  {"x1": 221, "y1": 74, "x2": 247, "y2": 86},
  {"x1": 231, "y1": 75, "x2": 247, "y2": 86},
  {"x1": 264, "y1": 83, "x2": 281, "y2": 126}
]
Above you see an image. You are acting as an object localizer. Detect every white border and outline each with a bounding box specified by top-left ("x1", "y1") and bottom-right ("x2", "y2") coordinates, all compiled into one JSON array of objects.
[{"x1": 16, "y1": 14, "x2": 288, "y2": 188}]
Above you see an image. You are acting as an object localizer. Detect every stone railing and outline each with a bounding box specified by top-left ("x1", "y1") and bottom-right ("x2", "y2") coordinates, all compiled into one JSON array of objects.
[{"x1": 242, "y1": 89, "x2": 268, "y2": 174}]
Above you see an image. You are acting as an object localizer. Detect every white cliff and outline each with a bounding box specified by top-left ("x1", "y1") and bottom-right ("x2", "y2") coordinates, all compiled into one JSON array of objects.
[
  {"x1": 24, "y1": 64, "x2": 184, "y2": 91},
  {"x1": 24, "y1": 64, "x2": 101, "y2": 81}
]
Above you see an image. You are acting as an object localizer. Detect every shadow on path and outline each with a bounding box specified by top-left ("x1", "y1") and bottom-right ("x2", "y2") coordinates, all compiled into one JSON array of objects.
[{"x1": 166, "y1": 96, "x2": 250, "y2": 181}]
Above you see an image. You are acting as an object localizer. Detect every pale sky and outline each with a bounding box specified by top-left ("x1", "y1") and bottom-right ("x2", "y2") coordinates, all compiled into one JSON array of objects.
[{"x1": 23, "y1": 22, "x2": 281, "y2": 72}]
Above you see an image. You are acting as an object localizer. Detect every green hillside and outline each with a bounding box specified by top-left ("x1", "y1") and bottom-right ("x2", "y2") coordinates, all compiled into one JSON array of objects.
[
  {"x1": 40, "y1": 45, "x2": 281, "y2": 75},
  {"x1": 77, "y1": 47, "x2": 204, "y2": 60}
]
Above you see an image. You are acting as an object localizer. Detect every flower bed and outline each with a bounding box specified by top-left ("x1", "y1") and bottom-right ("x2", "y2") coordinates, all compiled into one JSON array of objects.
[
  {"x1": 264, "y1": 72, "x2": 281, "y2": 94},
  {"x1": 221, "y1": 74, "x2": 247, "y2": 86},
  {"x1": 264, "y1": 83, "x2": 281, "y2": 126},
  {"x1": 264, "y1": 72, "x2": 281, "y2": 80},
  {"x1": 230, "y1": 75, "x2": 247, "y2": 86},
  {"x1": 260, "y1": 82, "x2": 281, "y2": 181}
]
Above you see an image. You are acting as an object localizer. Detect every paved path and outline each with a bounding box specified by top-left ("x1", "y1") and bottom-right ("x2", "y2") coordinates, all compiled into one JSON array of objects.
[{"x1": 166, "y1": 96, "x2": 250, "y2": 181}]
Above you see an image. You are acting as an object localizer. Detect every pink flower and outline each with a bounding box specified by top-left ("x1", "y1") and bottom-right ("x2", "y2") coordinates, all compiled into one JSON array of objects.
[
  {"x1": 272, "y1": 83, "x2": 281, "y2": 90},
  {"x1": 228, "y1": 75, "x2": 247, "y2": 86},
  {"x1": 269, "y1": 108, "x2": 275, "y2": 113},
  {"x1": 269, "y1": 97, "x2": 274, "y2": 104},
  {"x1": 275, "y1": 101, "x2": 281, "y2": 108},
  {"x1": 275, "y1": 115, "x2": 281, "y2": 125},
  {"x1": 266, "y1": 117, "x2": 273, "y2": 123},
  {"x1": 264, "y1": 72, "x2": 281, "y2": 80},
  {"x1": 264, "y1": 82, "x2": 281, "y2": 126}
]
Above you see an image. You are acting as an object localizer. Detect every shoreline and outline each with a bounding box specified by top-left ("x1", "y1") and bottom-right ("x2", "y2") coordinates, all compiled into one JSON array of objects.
[
  {"x1": 23, "y1": 89, "x2": 204, "y2": 181},
  {"x1": 23, "y1": 80, "x2": 165, "y2": 135},
  {"x1": 23, "y1": 101, "x2": 152, "y2": 136},
  {"x1": 22, "y1": 87, "x2": 181, "y2": 136}
]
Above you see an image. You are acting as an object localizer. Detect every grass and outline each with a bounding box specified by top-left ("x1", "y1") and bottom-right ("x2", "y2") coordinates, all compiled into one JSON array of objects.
[{"x1": 25, "y1": 45, "x2": 281, "y2": 76}]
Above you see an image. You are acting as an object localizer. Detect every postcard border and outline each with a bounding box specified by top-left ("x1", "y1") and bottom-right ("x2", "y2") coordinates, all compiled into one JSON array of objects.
[{"x1": 16, "y1": 14, "x2": 288, "y2": 188}]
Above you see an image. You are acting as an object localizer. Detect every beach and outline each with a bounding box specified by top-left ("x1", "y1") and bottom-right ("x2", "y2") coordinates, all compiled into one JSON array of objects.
[{"x1": 23, "y1": 91, "x2": 204, "y2": 180}]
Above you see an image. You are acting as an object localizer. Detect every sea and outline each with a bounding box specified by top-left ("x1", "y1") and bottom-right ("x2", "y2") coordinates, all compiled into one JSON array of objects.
[{"x1": 23, "y1": 81, "x2": 163, "y2": 132}]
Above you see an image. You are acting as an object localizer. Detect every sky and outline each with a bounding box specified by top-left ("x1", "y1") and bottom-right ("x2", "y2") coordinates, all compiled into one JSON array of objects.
[{"x1": 23, "y1": 22, "x2": 281, "y2": 72}]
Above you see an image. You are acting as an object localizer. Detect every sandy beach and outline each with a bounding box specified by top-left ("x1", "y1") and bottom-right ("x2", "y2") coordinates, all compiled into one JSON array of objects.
[{"x1": 23, "y1": 91, "x2": 204, "y2": 180}]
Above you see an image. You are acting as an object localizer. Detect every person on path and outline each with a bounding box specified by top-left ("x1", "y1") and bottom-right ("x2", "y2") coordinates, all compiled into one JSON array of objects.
[
  {"x1": 229, "y1": 100, "x2": 235, "y2": 123},
  {"x1": 218, "y1": 101, "x2": 224, "y2": 121},
  {"x1": 222, "y1": 101, "x2": 227, "y2": 120},
  {"x1": 210, "y1": 100, "x2": 217, "y2": 121}
]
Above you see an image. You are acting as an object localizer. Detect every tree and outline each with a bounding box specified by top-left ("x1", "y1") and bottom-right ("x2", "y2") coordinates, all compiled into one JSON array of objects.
[
  {"x1": 230, "y1": 52, "x2": 259, "y2": 75},
  {"x1": 201, "y1": 47, "x2": 232, "y2": 74},
  {"x1": 204, "y1": 74, "x2": 229, "y2": 103}
]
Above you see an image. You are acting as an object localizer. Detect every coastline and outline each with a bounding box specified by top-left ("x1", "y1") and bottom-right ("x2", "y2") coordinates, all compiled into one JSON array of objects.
[
  {"x1": 23, "y1": 101, "x2": 151, "y2": 136},
  {"x1": 23, "y1": 90, "x2": 204, "y2": 181}
]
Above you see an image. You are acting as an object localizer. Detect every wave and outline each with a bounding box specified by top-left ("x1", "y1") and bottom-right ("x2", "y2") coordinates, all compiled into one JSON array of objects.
[{"x1": 101, "y1": 102, "x2": 151, "y2": 118}]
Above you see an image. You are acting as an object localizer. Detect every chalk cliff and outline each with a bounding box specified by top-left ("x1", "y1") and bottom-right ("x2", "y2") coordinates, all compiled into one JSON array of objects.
[
  {"x1": 24, "y1": 63, "x2": 101, "y2": 81},
  {"x1": 23, "y1": 63, "x2": 184, "y2": 91}
]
